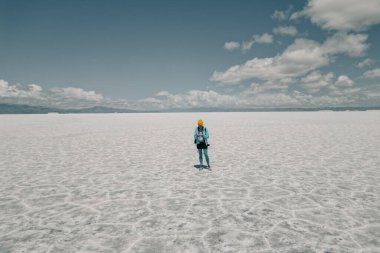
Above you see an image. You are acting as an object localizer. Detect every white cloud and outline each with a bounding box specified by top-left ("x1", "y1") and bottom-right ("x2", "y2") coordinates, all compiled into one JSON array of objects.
[
  {"x1": 225, "y1": 34, "x2": 274, "y2": 53},
  {"x1": 301, "y1": 71, "x2": 334, "y2": 93},
  {"x1": 138, "y1": 97, "x2": 163, "y2": 107},
  {"x1": 0, "y1": 80, "x2": 103, "y2": 102},
  {"x1": 301, "y1": 71, "x2": 331, "y2": 84},
  {"x1": 362, "y1": 84, "x2": 380, "y2": 99},
  {"x1": 273, "y1": 26, "x2": 298, "y2": 36},
  {"x1": 0, "y1": 79, "x2": 106, "y2": 109},
  {"x1": 2, "y1": 77, "x2": 378, "y2": 110},
  {"x1": 28, "y1": 84, "x2": 43, "y2": 93},
  {"x1": 142, "y1": 89, "x2": 301, "y2": 108},
  {"x1": 271, "y1": 6, "x2": 294, "y2": 21},
  {"x1": 272, "y1": 10, "x2": 288, "y2": 21},
  {"x1": 290, "y1": 12, "x2": 303, "y2": 20},
  {"x1": 244, "y1": 92, "x2": 301, "y2": 107},
  {"x1": 362, "y1": 68, "x2": 380, "y2": 78},
  {"x1": 211, "y1": 33, "x2": 369, "y2": 84},
  {"x1": 186, "y1": 90, "x2": 239, "y2": 107},
  {"x1": 292, "y1": 0, "x2": 380, "y2": 31},
  {"x1": 253, "y1": 33, "x2": 273, "y2": 44},
  {"x1": 139, "y1": 90, "x2": 241, "y2": 109},
  {"x1": 243, "y1": 82, "x2": 289, "y2": 95},
  {"x1": 137, "y1": 73, "x2": 375, "y2": 108},
  {"x1": 357, "y1": 58, "x2": 373, "y2": 68},
  {"x1": 101, "y1": 98, "x2": 131, "y2": 109},
  {"x1": 0, "y1": 80, "x2": 43, "y2": 99},
  {"x1": 113, "y1": 82, "x2": 379, "y2": 108},
  {"x1": 327, "y1": 86, "x2": 361, "y2": 97},
  {"x1": 241, "y1": 33, "x2": 273, "y2": 51},
  {"x1": 0, "y1": 80, "x2": 10, "y2": 95},
  {"x1": 322, "y1": 33, "x2": 368, "y2": 57},
  {"x1": 334, "y1": 75, "x2": 354, "y2": 87},
  {"x1": 211, "y1": 38, "x2": 329, "y2": 84},
  {"x1": 224, "y1": 41, "x2": 240, "y2": 51},
  {"x1": 241, "y1": 40, "x2": 254, "y2": 51},
  {"x1": 241, "y1": 83, "x2": 366, "y2": 107},
  {"x1": 300, "y1": 72, "x2": 354, "y2": 94},
  {"x1": 156, "y1": 90, "x2": 171, "y2": 96},
  {"x1": 51, "y1": 87, "x2": 103, "y2": 101}
]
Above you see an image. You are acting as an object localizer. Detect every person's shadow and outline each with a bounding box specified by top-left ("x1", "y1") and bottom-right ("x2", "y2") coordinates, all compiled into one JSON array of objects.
[{"x1": 194, "y1": 165, "x2": 210, "y2": 170}]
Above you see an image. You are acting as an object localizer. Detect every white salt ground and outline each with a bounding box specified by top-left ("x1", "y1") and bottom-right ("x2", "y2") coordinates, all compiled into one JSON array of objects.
[{"x1": 0, "y1": 112, "x2": 379, "y2": 252}]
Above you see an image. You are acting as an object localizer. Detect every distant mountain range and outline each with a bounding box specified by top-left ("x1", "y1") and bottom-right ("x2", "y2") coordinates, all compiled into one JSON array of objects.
[
  {"x1": 0, "y1": 104, "x2": 144, "y2": 114},
  {"x1": 0, "y1": 103, "x2": 379, "y2": 114},
  {"x1": 164, "y1": 106, "x2": 380, "y2": 112}
]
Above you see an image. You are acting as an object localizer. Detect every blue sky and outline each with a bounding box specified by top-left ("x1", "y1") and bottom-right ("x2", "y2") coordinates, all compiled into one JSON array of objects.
[{"x1": 1, "y1": 0, "x2": 380, "y2": 109}]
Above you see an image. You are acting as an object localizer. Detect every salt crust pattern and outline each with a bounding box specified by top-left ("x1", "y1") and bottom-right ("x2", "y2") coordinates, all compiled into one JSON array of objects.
[{"x1": 0, "y1": 112, "x2": 379, "y2": 252}]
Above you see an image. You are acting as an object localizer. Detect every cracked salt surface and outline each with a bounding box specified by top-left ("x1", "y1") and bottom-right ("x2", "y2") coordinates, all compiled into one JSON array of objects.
[{"x1": 0, "y1": 112, "x2": 379, "y2": 252}]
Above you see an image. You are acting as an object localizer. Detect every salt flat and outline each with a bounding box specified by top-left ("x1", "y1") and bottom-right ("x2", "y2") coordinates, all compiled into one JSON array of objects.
[{"x1": 0, "y1": 112, "x2": 379, "y2": 253}]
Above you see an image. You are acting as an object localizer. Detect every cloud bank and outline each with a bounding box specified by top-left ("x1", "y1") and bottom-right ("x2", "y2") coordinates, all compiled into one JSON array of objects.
[
  {"x1": 0, "y1": 80, "x2": 43, "y2": 99},
  {"x1": 0, "y1": 80, "x2": 104, "y2": 108},
  {"x1": 50, "y1": 87, "x2": 103, "y2": 101},
  {"x1": 291, "y1": 0, "x2": 380, "y2": 31},
  {"x1": 212, "y1": 33, "x2": 368, "y2": 84},
  {"x1": 2, "y1": 0, "x2": 380, "y2": 110}
]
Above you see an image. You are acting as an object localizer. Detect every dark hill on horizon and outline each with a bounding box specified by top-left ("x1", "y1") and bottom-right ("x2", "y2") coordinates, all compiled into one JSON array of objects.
[{"x1": 0, "y1": 104, "x2": 143, "y2": 114}]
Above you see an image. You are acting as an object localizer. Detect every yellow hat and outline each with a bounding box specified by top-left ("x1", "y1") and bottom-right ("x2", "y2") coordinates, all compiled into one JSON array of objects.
[{"x1": 197, "y1": 119, "x2": 203, "y2": 126}]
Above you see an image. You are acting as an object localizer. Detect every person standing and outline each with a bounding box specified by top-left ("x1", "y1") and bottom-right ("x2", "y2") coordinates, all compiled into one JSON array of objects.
[{"x1": 194, "y1": 119, "x2": 210, "y2": 170}]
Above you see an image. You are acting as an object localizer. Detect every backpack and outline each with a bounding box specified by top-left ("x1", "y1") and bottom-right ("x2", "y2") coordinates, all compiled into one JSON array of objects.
[{"x1": 197, "y1": 126, "x2": 206, "y2": 143}]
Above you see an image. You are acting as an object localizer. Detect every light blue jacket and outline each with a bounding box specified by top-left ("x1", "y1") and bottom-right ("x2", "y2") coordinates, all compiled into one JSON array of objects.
[{"x1": 194, "y1": 126, "x2": 209, "y2": 144}]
